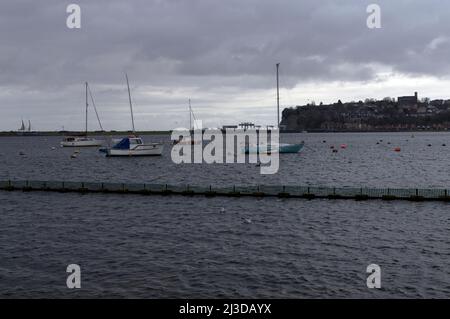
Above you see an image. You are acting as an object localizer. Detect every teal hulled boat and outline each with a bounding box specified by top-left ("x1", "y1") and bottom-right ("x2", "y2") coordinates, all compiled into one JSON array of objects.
[{"x1": 243, "y1": 142, "x2": 304, "y2": 154}]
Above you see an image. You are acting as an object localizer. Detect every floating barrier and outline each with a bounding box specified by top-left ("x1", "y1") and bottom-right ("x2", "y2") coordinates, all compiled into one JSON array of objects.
[{"x1": 1, "y1": 180, "x2": 450, "y2": 202}]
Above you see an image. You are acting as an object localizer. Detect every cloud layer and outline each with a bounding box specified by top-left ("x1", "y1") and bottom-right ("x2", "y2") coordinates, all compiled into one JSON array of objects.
[{"x1": 1, "y1": 0, "x2": 450, "y2": 130}]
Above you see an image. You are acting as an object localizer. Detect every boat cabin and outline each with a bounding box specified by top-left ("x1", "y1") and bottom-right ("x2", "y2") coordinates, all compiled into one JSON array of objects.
[
  {"x1": 112, "y1": 136, "x2": 144, "y2": 150},
  {"x1": 62, "y1": 136, "x2": 90, "y2": 142},
  {"x1": 129, "y1": 137, "x2": 143, "y2": 145}
]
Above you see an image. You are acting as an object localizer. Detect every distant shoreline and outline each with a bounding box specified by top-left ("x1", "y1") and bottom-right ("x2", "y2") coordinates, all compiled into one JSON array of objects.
[
  {"x1": 0, "y1": 131, "x2": 171, "y2": 137},
  {"x1": 0, "y1": 129, "x2": 449, "y2": 137}
]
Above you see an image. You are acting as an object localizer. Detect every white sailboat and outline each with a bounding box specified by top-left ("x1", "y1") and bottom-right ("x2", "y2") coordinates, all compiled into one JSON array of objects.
[
  {"x1": 105, "y1": 74, "x2": 164, "y2": 157},
  {"x1": 61, "y1": 82, "x2": 104, "y2": 147},
  {"x1": 173, "y1": 99, "x2": 202, "y2": 145},
  {"x1": 17, "y1": 119, "x2": 37, "y2": 136},
  {"x1": 17, "y1": 119, "x2": 26, "y2": 134}
]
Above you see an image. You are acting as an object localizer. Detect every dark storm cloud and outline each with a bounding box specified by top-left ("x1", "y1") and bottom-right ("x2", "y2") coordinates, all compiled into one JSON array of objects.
[{"x1": 1, "y1": 0, "x2": 450, "y2": 130}]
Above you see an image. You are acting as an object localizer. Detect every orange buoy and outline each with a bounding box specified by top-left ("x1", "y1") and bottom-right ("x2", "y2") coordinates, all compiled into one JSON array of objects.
[{"x1": 394, "y1": 147, "x2": 401, "y2": 152}]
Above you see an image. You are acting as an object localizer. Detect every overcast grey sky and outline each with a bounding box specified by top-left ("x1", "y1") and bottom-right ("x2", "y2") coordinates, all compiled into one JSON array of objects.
[{"x1": 1, "y1": 0, "x2": 450, "y2": 131}]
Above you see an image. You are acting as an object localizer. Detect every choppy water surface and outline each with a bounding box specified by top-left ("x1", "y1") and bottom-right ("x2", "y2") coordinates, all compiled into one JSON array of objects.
[{"x1": 0, "y1": 132, "x2": 449, "y2": 298}]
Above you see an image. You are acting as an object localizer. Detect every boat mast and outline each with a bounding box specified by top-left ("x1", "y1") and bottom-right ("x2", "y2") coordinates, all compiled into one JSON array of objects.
[
  {"x1": 125, "y1": 73, "x2": 136, "y2": 133},
  {"x1": 189, "y1": 99, "x2": 192, "y2": 131},
  {"x1": 276, "y1": 63, "x2": 280, "y2": 129},
  {"x1": 85, "y1": 82, "x2": 88, "y2": 135},
  {"x1": 88, "y1": 85, "x2": 104, "y2": 131}
]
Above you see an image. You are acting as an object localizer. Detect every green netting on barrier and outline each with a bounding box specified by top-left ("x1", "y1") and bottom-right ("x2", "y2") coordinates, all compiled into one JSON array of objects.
[
  {"x1": 82, "y1": 182, "x2": 103, "y2": 191},
  {"x1": 334, "y1": 187, "x2": 363, "y2": 197},
  {"x1": 45, "y1": 181, "x2": 65, "y2": 189},
  {"x1": 361, "y1": 188, "x2": 385, "y2": 197},
  {"x1": 10, "y1": 181, "x2": 28, "y2": 188},
  {"x1": 259, "y1": 185, "x2": 285, "y2": 195},
  {"x1": 235, "y1": 186, "x2": 260, "y2": 194},
  {"x1": 165, "y1": 184, "x2": 193, "y2": 193},
  {"x1": 306, "y1": 187, "x2": 333, "y2": 196},
  {"x1": 125, "y1": 183, "x2": 147, "y2": 192},
  {"x1": 417, "y1": 189, "x2": 447, "y2": 198},
  {"x1": 144, "y1": 184, "x2": 167, "y2": 192},
  {"x1": 0, "y1": 181, "x2": 10, "y2": 188},
  {"x1": 28, "y1": 181, "x2": 49, "y2": 188}
]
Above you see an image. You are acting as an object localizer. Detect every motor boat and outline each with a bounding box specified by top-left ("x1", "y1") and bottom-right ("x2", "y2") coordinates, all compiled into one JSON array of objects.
[{"x1": 105, "y1": 136, "x2": 163, "y2": 156}]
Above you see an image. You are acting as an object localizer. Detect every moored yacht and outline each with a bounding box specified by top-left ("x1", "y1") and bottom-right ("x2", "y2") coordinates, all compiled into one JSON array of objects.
[
  {"x1": 242, "y1": 63, "x2": 304, "y2": 154},
  {"x1": 106, "y1": 136, "x2": 163, "y2": 156},
  {"x1": 172, "y1": 99, "x2": 202, "y2": 145},
  {"x1": 61, "y1": 136, "x2": 103, "y2": 147},
  {"x1": 103, "y1": 74, "x2": 164, "y2": 157},
  {"x1": 61, "y1": 82, "x2": 104, "y2": 147}
]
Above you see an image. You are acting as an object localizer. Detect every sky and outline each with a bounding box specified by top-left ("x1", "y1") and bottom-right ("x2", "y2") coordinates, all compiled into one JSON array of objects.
[{"x1": 2, "y1": 0, "x2": 450, "y2": 131}]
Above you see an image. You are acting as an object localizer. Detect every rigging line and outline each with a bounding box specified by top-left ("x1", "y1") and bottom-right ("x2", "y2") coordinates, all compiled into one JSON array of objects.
[
  {"x1": 125, "y1": 73, "x2": 136, "y2": 133},
  {"x1": 190, "y1": 102, "x2": 200, "y2": 129},
  {"x1": 88, "y1": 85, "x2": 104, "y2": 131}
]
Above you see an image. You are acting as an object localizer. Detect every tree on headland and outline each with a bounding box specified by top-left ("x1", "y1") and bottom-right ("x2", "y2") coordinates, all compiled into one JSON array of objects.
[{"x1": 281, "y1": 96, "x2": 450, "y2": 131}]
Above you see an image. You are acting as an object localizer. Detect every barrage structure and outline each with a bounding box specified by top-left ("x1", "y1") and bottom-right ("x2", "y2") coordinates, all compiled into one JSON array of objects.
[{"x1": 2, "y1": 180, "x2": 450, "y2": 202}]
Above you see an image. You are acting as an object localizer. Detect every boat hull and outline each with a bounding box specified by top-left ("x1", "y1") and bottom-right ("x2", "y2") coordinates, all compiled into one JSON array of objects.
[
  {"x1": 244, "y1": 143, "x2": 304, "y2": 154},
  {"x1": 60, "y1": 139, "x2": 104, "y2": 147},
  {"x1": 106, "y1": 143, "x2": 164, "y2": 156},
  {"x1": 279, "y1": 143, "x2": 304, "y2": 153}
]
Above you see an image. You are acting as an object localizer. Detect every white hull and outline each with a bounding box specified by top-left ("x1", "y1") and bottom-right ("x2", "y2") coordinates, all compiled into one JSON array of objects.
[
  {"x1": 106, "y1": 143, "x2": 163, "y2": 156},
  {"x1": 61, "y1": 139, "x2": 103, "y2": 147}
]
